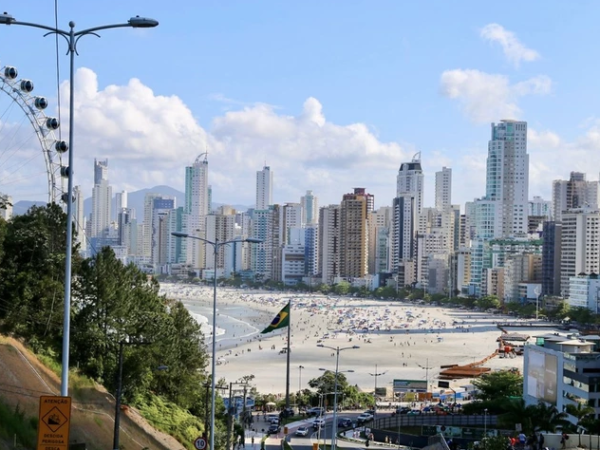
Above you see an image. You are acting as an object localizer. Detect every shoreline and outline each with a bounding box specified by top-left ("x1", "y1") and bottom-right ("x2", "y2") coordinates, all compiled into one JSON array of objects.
[{"x1": 160, "y1": 284, "x2": 554, "y2": 395}]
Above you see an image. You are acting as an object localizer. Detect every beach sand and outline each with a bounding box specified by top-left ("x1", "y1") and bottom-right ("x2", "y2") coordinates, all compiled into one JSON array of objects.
[{"x1": 160, "y1": 284, "x2": 547, "y2": 395}]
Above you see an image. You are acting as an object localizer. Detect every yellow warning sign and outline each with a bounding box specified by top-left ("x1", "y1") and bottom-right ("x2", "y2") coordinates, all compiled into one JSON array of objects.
[{"x1": 37, "y1": 395, "x2": 71, "y2": 450}]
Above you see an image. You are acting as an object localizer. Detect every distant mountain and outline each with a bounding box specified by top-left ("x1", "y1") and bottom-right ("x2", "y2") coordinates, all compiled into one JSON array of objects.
[
  {"x1": 82, "y1": 185, "x2": 249, "y2": 223},
  {"x1": 12, "y1": 200, "x2": 46, "y2": 216},
  {"x1": 13, "y1": 185, "x2": 249, "y2": 220}
]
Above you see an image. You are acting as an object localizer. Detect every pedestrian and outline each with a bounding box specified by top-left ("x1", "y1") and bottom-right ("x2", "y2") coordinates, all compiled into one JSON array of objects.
[
  {"x1": 560, "y1": 432, "x2": 569, "y2": 449},
  {"x1": 251, "y1": 436, "x2": 255, "y2": 449},
  {"x1": 538, "y1": 433, "x2": 544, "y2": 450}
]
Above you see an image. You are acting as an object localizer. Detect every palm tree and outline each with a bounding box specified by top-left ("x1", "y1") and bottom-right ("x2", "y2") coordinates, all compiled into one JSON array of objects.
[
  {"x1": 566, "y1": 402, "x2": 595, "y2": 446},
  {"x1": 534, "y1": 401, "x2": 570, "y2": 433},
  {"x1": 499, "y1": 398, "x2": 537, "y2": 434}
]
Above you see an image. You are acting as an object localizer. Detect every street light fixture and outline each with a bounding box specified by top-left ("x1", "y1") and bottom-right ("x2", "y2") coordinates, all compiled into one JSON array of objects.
[
  {"x1": 369, "y1": 364, "x2": 387, "y2": 422},
  {"x1": 172, "y1": 232, "x2": 261, "y2": 450},
  {"x1": 317, "y1": 344, "x2": 359, "y2": 450},
  {"x1": 0, "y1": 11, "x2": 159, "y2": 398}
]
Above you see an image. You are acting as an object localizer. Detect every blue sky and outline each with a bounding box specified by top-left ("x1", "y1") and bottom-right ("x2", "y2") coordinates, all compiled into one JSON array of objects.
[{"x1": 1, "y1": 0, "x2": 600, "y2": 208}]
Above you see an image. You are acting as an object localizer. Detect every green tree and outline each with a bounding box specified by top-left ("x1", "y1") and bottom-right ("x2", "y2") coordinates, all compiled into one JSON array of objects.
[
  {"x1": 476, "y1": 295, "x2": 500, "y2": 310},
  {"x1": 308, "y1": 370, "x2": 350, "y2": 408},
  {"x1": 473, "y1": 370, "x2": 523, "y2": 402},
  {"x1": 498, "y1": 398, "x2": 536, "y2": 434},
  {"x1": 334, "y1": 281, "x2": 351, "y2": 295},
  {"x1": 534, "y1": 401, "x2": 569, "y2": 432}
]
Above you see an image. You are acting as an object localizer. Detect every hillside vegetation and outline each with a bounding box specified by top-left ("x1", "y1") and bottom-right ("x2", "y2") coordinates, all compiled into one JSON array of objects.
[{"x1": 0, "y1": 206, "x2": 224, "y2": 449}]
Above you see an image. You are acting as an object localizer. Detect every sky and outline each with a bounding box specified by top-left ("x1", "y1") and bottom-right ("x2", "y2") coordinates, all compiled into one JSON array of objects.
[{"x1": 1, "y1": 0, "x2": 600, "y2": 210}]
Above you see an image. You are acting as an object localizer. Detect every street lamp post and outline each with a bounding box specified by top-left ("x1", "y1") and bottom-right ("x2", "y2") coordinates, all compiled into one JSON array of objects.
[
  {"x1": 484, "y1": 408, "x2": 488, "y2": 446},
  {"x1": 0, "y1": 12, "x2": 159, "y2": 397},
  {"x1": 368, "y1": 364, "x2": 387, "y2": 422},
  {"x1": 317, "y1": 344, "x2": 359, "y2": 450},
  {"x1": 298, "y1": 365, "x2": 304, "y2": 393},
  {"x1": 172, "y1": 232, "x2": 261, "y2": 450},
  {"x1": 418, "y1": 358, "x2": 434, "y2": 395}
]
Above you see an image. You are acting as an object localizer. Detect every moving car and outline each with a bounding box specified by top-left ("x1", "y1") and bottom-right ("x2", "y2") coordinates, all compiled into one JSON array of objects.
[
  {"x1": 338, "y1": 418, "x2": 353, "y2": 428},
  {"x1": 295, "y1": 426, "x2": 309, "y2": 437},
  {"x1": 267, "y1": 424, "x2": 281, "y2": 435},
  {"x1": 307, "y1": 407, "x2": 325, "y2": 416},
  {"x1": 356, "y1": 413, "x2": 373, "y2": 424},
  {"x1": 393, "y1": 407, "x2": 411, "y2": 416},
  {"x1": 312, "y1": 417, "x2": 326, "y2": 429}
]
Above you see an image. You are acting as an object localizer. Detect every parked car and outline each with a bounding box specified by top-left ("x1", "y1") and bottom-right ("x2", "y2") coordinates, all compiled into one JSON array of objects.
[
  {"x1": 312, "y1": 417, "x2": 326, "y2": 429},
  {"x1": 338, "y1": 418, "x2": 353, "y2": 428},
  {"x1": 282, "y1": 407, "x2": 296, "y2": 418},
  {"x1": 407, "y1": 410, "x2": 421, "y2": 415},
  {"x1": 307, "y1": 407, "x2": 325, "y2": 416},
  {"x1": 356, "y1": 413, "x2": 373, "y2": 424},
  {"x1": 295, "y1": 426, "x2": 309, "y2": 437},
  {"x1": 267, "y1": 424, "x2": 281, "y2": 435},
  {"x1": 267, "y1": 414, "x2": 279, "y2": 424}
]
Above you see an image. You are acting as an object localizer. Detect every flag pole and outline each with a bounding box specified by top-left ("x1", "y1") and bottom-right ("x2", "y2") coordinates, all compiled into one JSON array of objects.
[{"x1": 285, "y1": 299, "x2": 291, "y2": 408}]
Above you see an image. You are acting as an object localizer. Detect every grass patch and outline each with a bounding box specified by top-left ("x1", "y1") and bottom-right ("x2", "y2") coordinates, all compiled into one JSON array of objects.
[
  {"x1": 137, "y1": 394, "x2": 203, "y2": 450},
  {"x1": 0, "y1": 399, "x2": 37, "y2": 449},
  {"x1": 282, "y1": 415, "x2": 304, "y2": 425}
]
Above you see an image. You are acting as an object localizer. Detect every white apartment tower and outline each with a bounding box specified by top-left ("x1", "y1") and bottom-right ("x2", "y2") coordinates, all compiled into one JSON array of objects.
[
  {"x1": 185, "y1": 153, "x2": 210, "y2": 269},
  {"x1": 73, "y1": 186, "x2": 85, "y2": 249},
  {"x1": 301, "y1": 190, "x2": 318, "y2": 225},
  {"x1": 396, "y1": 152, "x2": 424, "y2": 213},
  {"x1": 256, "y1": 166, "x2": 273, "y2": 210},
  {"x1": 91, "y1": 159, "x2": 112, "y2": 238},
  {"x1": 560, "y1": 208, "x2": 600, "y2": 298},
  {"x1": 435, "y1": 167, "x2": 452, "y2": 211}
]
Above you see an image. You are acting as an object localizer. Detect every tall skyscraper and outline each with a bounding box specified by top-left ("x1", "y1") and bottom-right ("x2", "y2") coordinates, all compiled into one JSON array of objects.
[
  {"x1": 151, "y1": 197, "x2": 175, "y2": 265},
  {"x1": 435, "y1": 167, "x2": 452, "y2": 211},
  {"x1": 301, "y1": 190, "x2": 318, "y2": 225},
  {"x1": 256, "y1": 166, "x2": 273, "y2": 210},
  {"x1": 185, "y1": 154, "x2": 209, "y2": 269},
  {"x1": 318, "y1": 205, "x2": 340, "y2": 284},
  {"x1": 91, "y1": 158, "x2": 112, "y2": 238},
  {"x1": 396, "y1": 153, "x2": 424, "y2": 214},
  {"x1": 469, "y1": 120, "x2": 530, "y2": 296},
  {"x1": 282, "y1": 203, "x2": 303, "y2": 244},
  {"x1": 114, "y1": 190, "x2": 127, "y2": 222},
  {"x1": 339, "y1": 188, "x2": 372, "y2": 278},
  {"x1": 552, "y1": 172, "x2": 599, "y2": 222}
]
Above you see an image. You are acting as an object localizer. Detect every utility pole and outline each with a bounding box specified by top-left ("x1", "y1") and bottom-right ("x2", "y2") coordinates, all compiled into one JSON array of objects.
[
  {"x1": 368, "y1": 364, "x2": 387, "y2": 422},
  {"x1": 226, "y1": 382, "x2": 233, "y2": 450},
  {"x1": 418, "y1": 358, "x2": 434, "y2": 395}
]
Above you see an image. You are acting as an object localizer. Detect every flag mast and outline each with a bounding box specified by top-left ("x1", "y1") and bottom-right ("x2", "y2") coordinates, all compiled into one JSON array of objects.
[{"x1": 285, "y1": 298, "x2": 291, "y2": 408}]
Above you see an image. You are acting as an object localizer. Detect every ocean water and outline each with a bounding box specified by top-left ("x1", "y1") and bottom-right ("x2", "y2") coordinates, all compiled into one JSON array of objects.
[{"x1": 184, "y1": 303, "x2": 261, "y2": 349}]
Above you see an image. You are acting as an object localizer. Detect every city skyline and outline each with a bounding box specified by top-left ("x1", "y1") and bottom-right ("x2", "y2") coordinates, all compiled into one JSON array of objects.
[{"x1": 3, "y1": 1, "x2": 600, "y2": 210}]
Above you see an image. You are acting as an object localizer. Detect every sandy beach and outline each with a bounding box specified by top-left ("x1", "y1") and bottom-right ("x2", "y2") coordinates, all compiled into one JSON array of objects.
[{"x1": 160, "y1": 284, "x2": 551, "y2": 395}]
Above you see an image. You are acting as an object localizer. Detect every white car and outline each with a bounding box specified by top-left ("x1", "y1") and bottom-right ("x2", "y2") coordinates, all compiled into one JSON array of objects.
[
  {"x1": 295, "y1": 426, "x2": 309, "y2": 436},
  {"x1": 312, "y1": 417, "x2": 326, "y2": 429},
  {"x1": 356, "y1": 413, "x2": 373, "y2": 424}
]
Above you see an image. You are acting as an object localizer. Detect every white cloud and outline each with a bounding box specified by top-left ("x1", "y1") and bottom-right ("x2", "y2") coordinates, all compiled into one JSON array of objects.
[
  {"x1": 440, "y1": 69, "x2": 551, "y2": 123},
  {"x1": 480, "y1": 23, "x2": 540, "y2": 67},
  {"x1": 44, "y1": 68, "x2": 407, "y2": 207}
]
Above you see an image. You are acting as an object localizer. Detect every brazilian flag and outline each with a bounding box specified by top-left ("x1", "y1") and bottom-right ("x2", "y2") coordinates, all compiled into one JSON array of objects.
[{"x1": 261, "y1": 302, "x2": 290, "y2": 334}]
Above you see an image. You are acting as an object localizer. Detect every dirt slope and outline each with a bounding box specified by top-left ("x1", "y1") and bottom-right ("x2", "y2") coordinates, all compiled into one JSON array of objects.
[{"x1": 0, "y1": 337, "x2": 186, "y2": 450}]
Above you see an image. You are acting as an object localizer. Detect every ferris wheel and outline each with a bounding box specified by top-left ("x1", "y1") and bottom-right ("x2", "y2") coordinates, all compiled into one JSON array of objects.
[{"x1": 0, "y1": 63, "x2": 69, "y2": 205}]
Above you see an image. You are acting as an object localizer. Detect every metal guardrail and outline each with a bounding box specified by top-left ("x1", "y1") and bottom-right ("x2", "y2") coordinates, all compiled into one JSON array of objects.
[{"x1": 374, "y1": 414, "x2": 498, "y2": 429}]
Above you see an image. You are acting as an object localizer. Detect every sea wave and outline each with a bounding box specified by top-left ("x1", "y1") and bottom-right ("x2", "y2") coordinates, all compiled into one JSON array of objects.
[{"x1": 190, "y1": 311, "x2": 226, "y2": 337}]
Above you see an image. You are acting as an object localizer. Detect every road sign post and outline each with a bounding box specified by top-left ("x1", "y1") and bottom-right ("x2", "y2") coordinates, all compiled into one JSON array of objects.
[
  {"x1": 37, "y1": 395, "x2": 72, "y2": 450},
  {"x1": 194, "y1": 435, "x2": 207, "y2": 450}
]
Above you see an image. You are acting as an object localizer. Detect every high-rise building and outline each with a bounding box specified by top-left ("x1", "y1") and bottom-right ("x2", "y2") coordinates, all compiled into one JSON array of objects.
[
  {"x1": 542, "y1": 221, "x2": 562, "y2": 297},
  {"x1": 256, "y1": 166, "x2": 273, "y2": 210},
  {"x1": 114, "y1": 190, "x2": 127, "y2": 222},
  {"x1": 205, "y1": 207, "x2": 237, "y2": 274},
  {"x1": 91, "y1": 158, "x2": 112, "y2": 238},
  {"x1": 318, "y1": 205, "x2": 340, "y2": 284},
  {"x1": 529, "y1": 196, "x2": 552, "y2": 220},
  {"x1": 151, "y1": 197, "x2": 175, "y2": 265},
  {"x1": 142, "y1": 193, "x2": 161, "y2": 260},
  {"x1": 251, "y1": 205, "x2": 282, "y2": 281},
  {"x1": 469, "y1": 120, "x2": 530, "y2": 296},
  {"x1": 185, "y1": 154, "x2": 209, "y2": 269},
  {"x1": 73, "y1": 186, "x2": 85, "y2": 249},
  {"x1": 435, "y1": 167, "x2": 452, "y2": 211},
  {"x1": 339, "y1": 188, "x2": 372, "y2": 278},
  {"x1": 282, "y1": 203, "x2": 303, "y2": 244},
  {"x1": 369, "y1": 207, "x2": 392, "y2": 274},
  {"x1": 552, "y1": 172, "x2": 599, "y2": 222},
  {"x1": 560, "y1": 208, "x2": 600, "y2": 298},
  {"x1": 304, "y1": 224, "x2": 319, "y2": 277},
  {"x1": 301, "y1": 190, "x2": 318, "y2": 225},
  {"x1": 392, "y1": 154, "x2": 424, "y2": 274},
  {"x1": 0, "y1": 193, "x2": 13, "y2": 221}
]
